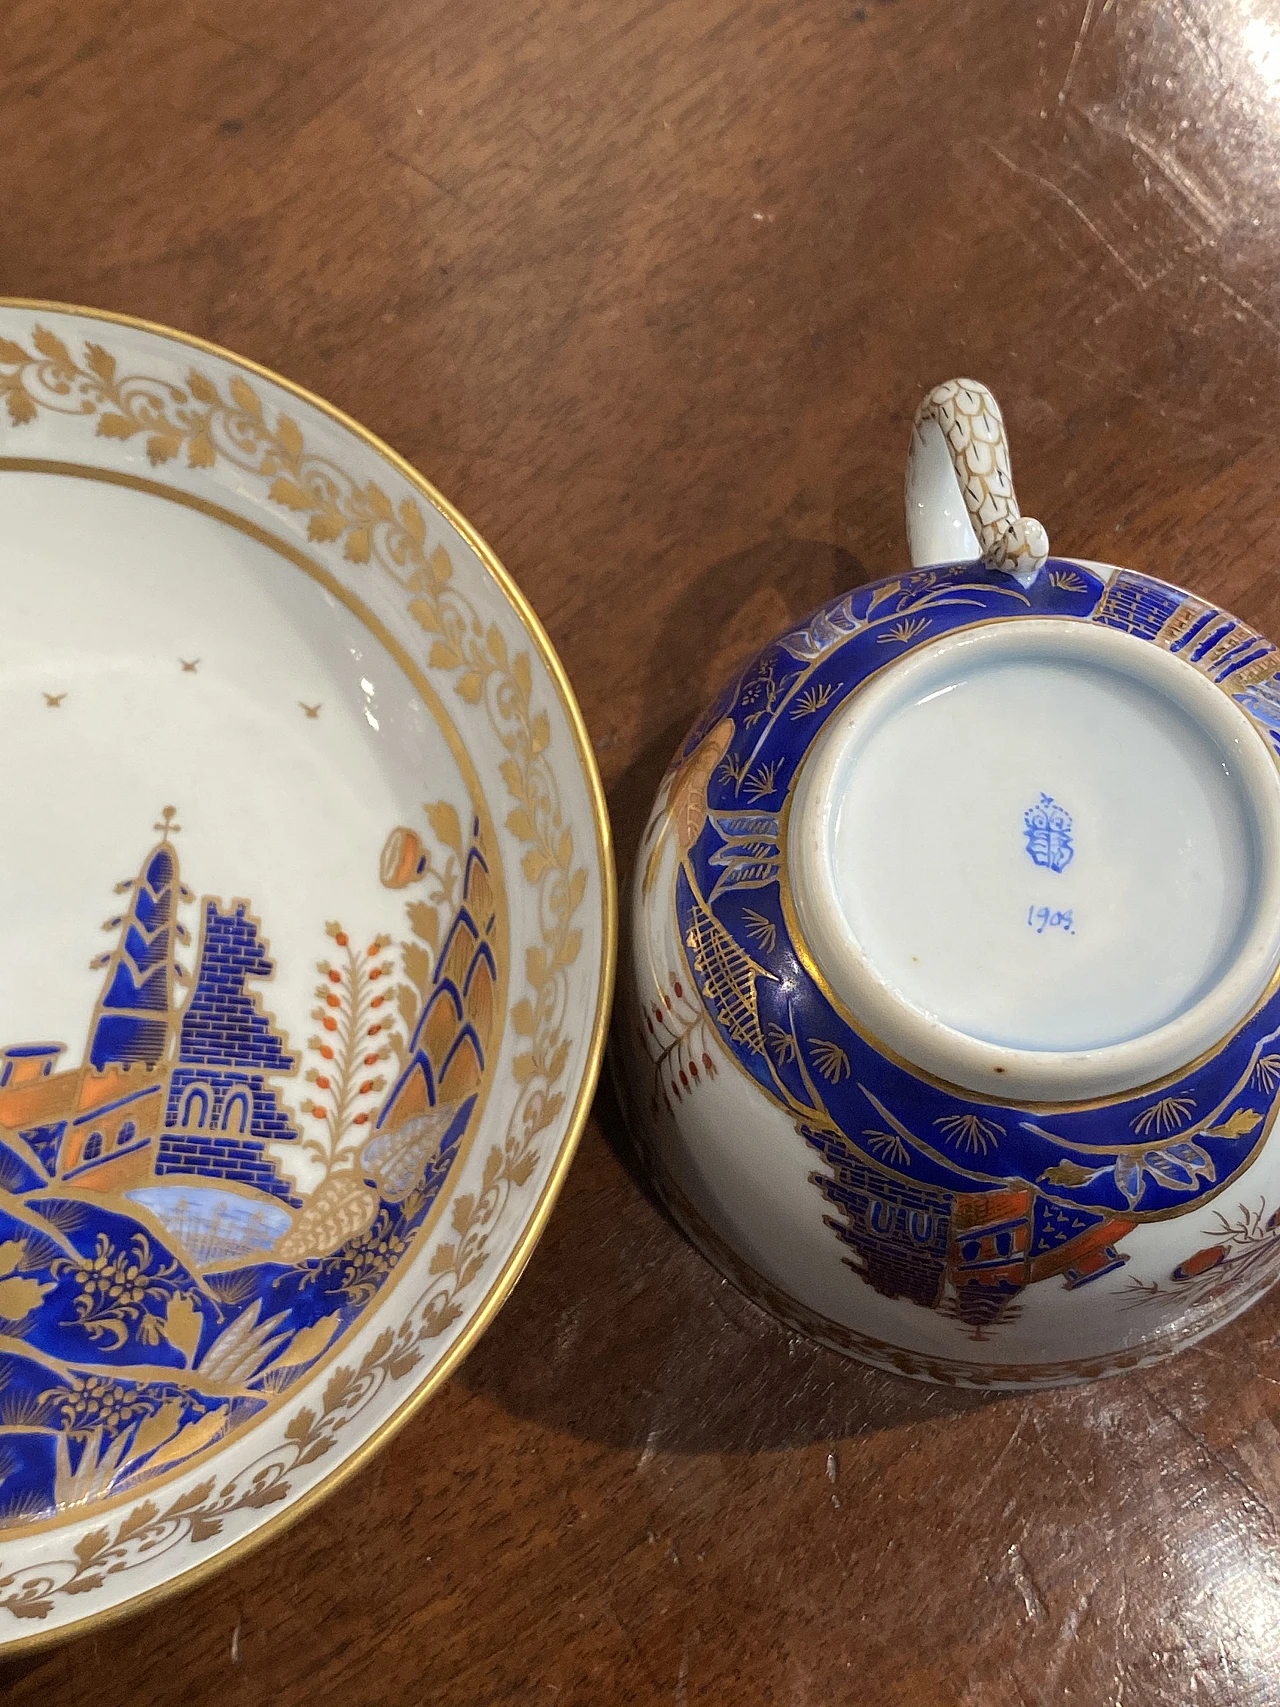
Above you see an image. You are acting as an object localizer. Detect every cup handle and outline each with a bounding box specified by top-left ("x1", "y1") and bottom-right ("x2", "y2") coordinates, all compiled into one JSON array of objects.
[{"x1": 904, "y1": 379, "x2": 1049, "y2": 584}]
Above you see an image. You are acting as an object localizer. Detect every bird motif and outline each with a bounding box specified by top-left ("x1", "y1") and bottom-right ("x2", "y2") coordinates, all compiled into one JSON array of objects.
[
  {"x1": 42, "y1": 691, "x2": 66, "y2": 708},
  {"x1": 299, "y1": 702, "x2": 322, "y2": 719}
]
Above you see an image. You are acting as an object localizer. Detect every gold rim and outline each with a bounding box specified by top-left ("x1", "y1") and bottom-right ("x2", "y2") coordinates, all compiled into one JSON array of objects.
[{"x1": 0, "y1": 298, "x2": 617, "y2": 1655}]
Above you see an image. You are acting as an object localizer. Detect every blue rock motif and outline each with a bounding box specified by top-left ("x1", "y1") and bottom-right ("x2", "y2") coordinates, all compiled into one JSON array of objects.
[{"x1": 1023, "y1": 792, "x2": 1074, "y2": 873}]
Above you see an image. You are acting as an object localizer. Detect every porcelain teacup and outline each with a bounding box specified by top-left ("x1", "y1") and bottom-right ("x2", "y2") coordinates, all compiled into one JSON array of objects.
[{"x1": 618, "y1": 379, "x2": 1280, "y2": 1387}]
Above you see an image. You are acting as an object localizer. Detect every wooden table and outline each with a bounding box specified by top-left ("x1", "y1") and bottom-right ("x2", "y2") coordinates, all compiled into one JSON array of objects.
[{"x1": 5, "y1": 0, "x2": 1280, "y2": 1699}]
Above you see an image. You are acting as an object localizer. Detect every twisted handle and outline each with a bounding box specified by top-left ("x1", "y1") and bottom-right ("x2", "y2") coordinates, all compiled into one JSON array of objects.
[{"x1": 905, "y1": 379, "x2": 1049, "y2": 583}]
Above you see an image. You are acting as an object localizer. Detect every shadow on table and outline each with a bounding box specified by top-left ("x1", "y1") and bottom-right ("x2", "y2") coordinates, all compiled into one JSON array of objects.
[
  {"x1": 454, "y1": 1064, "x2": 1003, "y2": 1456},
  {"x1": 612, "y1": 530, "x2": 867, "y2": 841},
  {"x1": 453, "y1": 533, "x2": 1005, "y2": 1456},
  {"x1": 607, "y1": 528, "x2": 872, "y2": 881}
]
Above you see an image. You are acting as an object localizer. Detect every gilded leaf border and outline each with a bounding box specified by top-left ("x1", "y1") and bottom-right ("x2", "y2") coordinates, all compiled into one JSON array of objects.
[{"x1": 0, "y1": 324, "x2": 590, "y2": 1624}]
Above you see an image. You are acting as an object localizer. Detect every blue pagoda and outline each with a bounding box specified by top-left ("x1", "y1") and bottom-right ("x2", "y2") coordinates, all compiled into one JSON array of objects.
[{"x1": 0, "y1": 810, "x2": 304, "y2": 1203}]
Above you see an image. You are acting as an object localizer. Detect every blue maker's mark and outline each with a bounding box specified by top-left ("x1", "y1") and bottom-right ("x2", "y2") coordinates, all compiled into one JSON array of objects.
[{"x1": 1024, "y1": 793, "x2": 1074, "y2": 873}]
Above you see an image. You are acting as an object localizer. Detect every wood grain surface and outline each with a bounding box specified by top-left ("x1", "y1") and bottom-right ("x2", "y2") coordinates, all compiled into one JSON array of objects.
[{"x1": 5, "y1": 0, "x2": 1280, "y2": 1700}]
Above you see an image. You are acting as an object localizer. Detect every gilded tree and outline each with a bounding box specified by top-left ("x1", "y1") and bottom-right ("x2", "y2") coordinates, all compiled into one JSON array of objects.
[{"x1": 298, "y1": 924, "x2": 400, "y2": 1181}]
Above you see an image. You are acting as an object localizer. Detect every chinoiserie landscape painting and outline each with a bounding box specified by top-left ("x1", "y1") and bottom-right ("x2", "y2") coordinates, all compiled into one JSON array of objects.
[{"x1": 0, "y1": 802, "x2": 501, "y2": 1526}]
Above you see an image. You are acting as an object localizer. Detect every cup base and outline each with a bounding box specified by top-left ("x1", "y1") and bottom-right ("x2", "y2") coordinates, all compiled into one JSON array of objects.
[{"x1": 788, "y1": 618, "x2": 1280, "y2": 1100}]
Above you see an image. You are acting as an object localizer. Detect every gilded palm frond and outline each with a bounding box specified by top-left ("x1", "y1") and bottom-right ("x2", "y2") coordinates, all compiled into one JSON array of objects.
[
  {"x1": 877, "y1": 617, "x2": 929, "y2": 646},
  {"x1": 810, "y1": 1039, "x2": 851, "y2": 1084},
  {"x1": 1131, "y1": 1095, "x2": 1196, "y2": 1137},
  {"x1": 791, "y1": 682, "x2": 835, "y2": 719},
  {"x1": 742, "y1": 909, "x2": 777, "y2": 954},
  {"x1": 861, "y1": 1128, "x2": 910, "y2": 1167},
  {"x1": 934, "y1": 1112, "x2": 1005, "y2": 1155}
]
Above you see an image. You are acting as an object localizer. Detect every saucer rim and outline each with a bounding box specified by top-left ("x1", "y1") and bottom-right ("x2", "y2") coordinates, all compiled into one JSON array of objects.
[{"x1": 0, "y1": 297, "x2": 618, "y2": 1655}]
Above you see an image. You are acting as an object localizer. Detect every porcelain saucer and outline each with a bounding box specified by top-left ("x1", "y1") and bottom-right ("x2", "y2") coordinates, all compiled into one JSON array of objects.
[{"x1": 0, "y1": 302, "x2": 614, "y2": 1647}]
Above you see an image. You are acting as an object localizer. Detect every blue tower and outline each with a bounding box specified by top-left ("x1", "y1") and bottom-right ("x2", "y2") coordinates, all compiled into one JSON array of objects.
[{"x1": 157, "y1": 901, "x2": 302, "y2": 1204}]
